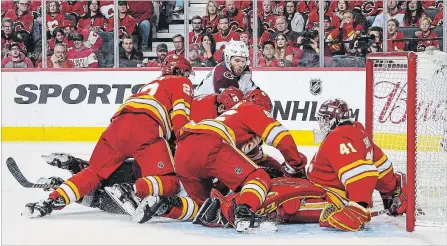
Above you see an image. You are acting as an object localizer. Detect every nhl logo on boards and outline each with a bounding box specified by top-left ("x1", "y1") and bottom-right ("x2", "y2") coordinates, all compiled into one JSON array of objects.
[
  {"x1": 309, "y1": 78, "x2": 322, "y2": 95},
  {"x1": 235, "y1": 167, "x2": 242, "y2": 175},
  {"x1": 157, "y1": 162, "x2": 164, "y2": 168}
]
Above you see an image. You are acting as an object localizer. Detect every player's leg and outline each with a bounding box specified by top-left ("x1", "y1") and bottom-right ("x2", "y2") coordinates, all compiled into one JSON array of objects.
[
  {"x1": 206, "y1": 143, "x2": 272, "y2": 231},
  {"x1": 133, "y1": 137, "x2": 180, "y2": 199},
  {"x1": 23, "y1": 137, "x2": 127, "y2": 218}
]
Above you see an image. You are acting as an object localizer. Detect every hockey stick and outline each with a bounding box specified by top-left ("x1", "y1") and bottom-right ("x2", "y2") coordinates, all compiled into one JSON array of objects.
[
  {"x1": 371, "y1": 209, "x2": 389, "y2": 217},
  {"x1": 6, "y1": 157, "x2": 58, "y2": 189}
]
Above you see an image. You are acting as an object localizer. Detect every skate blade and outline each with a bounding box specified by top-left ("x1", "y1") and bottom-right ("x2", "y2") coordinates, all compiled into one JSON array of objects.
[
  {"x1": 21, "y1": 206, "x2": 42, "y2": 219},
  {"x1": 104, "y1": 186, "x2": 136, "y2": 216},
  {"x1": 41, "y1": 153, "x2": 69, "y2": 164},
  {"x1": 131, "y1": 196, "x2": 158, "y2": 223},
  {"x1": 236, "y1": 221, "x2": 278, "y2": 233}
]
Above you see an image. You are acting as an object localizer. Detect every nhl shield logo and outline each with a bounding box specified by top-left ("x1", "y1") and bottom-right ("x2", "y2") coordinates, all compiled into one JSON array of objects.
[
  {"x1": 310, "y1": 78, "x2": 322, "y2": 95},
  {"x1": 157, "y1": 162, "x2": 164, "y2": 168},
  {"x1": 235, "y1": 167, "x2": 242, "y2": 175}
]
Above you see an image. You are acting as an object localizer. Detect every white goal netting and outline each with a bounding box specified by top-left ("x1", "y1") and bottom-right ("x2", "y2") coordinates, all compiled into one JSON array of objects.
[{"x1": 369, "y1": 50, "x2": 447, "y2": 228}]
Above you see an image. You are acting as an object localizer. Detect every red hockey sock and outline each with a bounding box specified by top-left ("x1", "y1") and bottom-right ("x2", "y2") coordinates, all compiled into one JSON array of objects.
[
  {"x1": 135, "y1": 175, "x2": 179, "y2": 199},
  {"x1": 163, "y1": 197, "x2": 199, "y2": 221},
  {"x1": 239, "y1": 170, "x2": 271, "y2": 211},
  {"x1": 53, "y1": 168, "x2": 102, "y2": 205}
]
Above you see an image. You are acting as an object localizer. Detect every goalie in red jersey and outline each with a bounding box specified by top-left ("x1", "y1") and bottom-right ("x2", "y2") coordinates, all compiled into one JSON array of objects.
[
  {"x1": 307, "y1": 99, "x2": 408, "y2": 232},
  {"x1": 22, "y1": 55, "x2": 194, "y2": 218}
]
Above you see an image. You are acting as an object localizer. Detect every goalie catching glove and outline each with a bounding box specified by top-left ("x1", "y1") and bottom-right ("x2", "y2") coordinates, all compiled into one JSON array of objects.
[{"x1": 319, "y1": 201, "x2": 371, "y2": 232}]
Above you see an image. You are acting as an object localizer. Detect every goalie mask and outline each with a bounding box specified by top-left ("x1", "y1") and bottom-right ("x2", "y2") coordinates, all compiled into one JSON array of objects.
[
  {"x1": 161, "y1": 55, "x2": 194, "y2": 78},
  {"x1": 216, "y1": 86, "x2": 244, "y2": 113},
  {"x1": 314, "y1": 99, "x2": 353, "y2": 143}
]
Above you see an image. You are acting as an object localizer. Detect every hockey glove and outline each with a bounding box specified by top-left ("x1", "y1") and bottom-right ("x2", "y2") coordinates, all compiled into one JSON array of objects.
[
  {"x1": 281, "y1": 152, "x2": 307, "y2": 178},
  {"x1": 380, "y1": 171, "x2": 407, "y2": 216},
  {"x1": 327, "y1": 201, "x2": 371, "y2": 232}
]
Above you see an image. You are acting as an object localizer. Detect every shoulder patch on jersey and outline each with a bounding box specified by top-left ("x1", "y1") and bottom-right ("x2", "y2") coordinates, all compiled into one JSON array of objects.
[{"x1": 223, "y1": 71, "x2": 235, "y2": 80}]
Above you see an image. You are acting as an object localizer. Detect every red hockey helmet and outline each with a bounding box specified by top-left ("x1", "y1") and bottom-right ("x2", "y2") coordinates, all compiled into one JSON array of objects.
[
  {"x1": 243, "y1": 89, "x2": 273, "y2": 113},
  {"x1": 161, "y1": 54, "x2": 194, "y2": 77},
  {"x1": 216, "y1": 86, "x2": 244, "y2": 110},
  {"x1": 317, "y1": 98, "x2": 352, "y2": 132}
]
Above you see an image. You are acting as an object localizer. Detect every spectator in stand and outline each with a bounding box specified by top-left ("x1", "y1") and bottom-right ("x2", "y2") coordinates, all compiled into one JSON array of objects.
[
  {"x1": 297, "y1": 0, "x2": 318, "y2": 15},
  {"x1": 415, "y1": 17, "x2": 439, "y2": 51},
  {"x1": 259, "y1": 0, "x2": 277, "y2": 31},
  {"x1": 1, "y1": 18, "x2": 26, "y2": 59},
  {"x1": 239, "y1": 31, "x2": 256, "y2": 65},
  {"x1": 274, "y1": 33, "x2": 293, "y2": 63},
  {"x1": 1, "y1": 1, "x2": 14, "y2": 17},
  {"x1": 293, "y1": 30, "x2": 320, "y2": 67},
  {"x1": 146, "y1": 43, "x2": 167, "y2": 67},
  {"x1": 213, "y1": 16, "x2": 240, "y2": 49},
  {"x1": 60, "y1": 20, "x2": 103, "y2": 54},
  {"x1": 403, "y1": 0, "x2": 426, "y2": 27},
  {"x1": 258, "y1": 41, "x2": 281, "y2": 67},
  {"x1": 190, "y1": 16, "x2": 204, "y2": 45},
  {"x1": 202, "y1": 0, "x2": 219, "y2": 34},
  {"x1": 67, "y1": 32, "x2": 98, "y2": 68},
  {"x1": 199, "y1": 32, "x2": 218, "y2": 66},
  {"x1": 48, "y1": 27, "x2": 72, "y2": 54},
  {"x1": 46, "y1": 0, "x2": 65, "y2": 35},
  {"x1": 332, "y1": 0, "x2": 348, "y2": 26},
  {"x1": 168, "y1": 34, "x2": 185, "y2": 57},
  {"x1": 105, "y1": 1, "x2": 137, "y2": 39},
  {"x1": 78, "y1": 0, "x2": 107, "y2": 32},
  {"x1": 372, "y1": 0, "x2": 404, "y2": 28},
  {"x1": 387, "y1": 19, "x2": 405, "y2": 52},
  {"x1": 127, "y1": 0, "x2": 153, "y2": 51},
  {"x1": 4, "y1": 0, "x2": 34, "y2": 44},
  {"x1": 326, "y1": 10, "x2": 364, "y2": 56},
  {"x1": 284, "y1": 1, "x2": 305, "y2": 33},
  {"x1": 38, "y1": 43, "x2": 74, "y2": 68},
  {"x1": 270, "y1": 16, "x2": 299, "y2": 46},
  {"x1": 222, "y1": 0, "x2": 246, "y2": 30},
  {"x1": 355, "y1": 26, "x2": 383, "y2": 55},
  {"x1": 61, "y1": 1, "x2": 87, "y2": 19},
  {"x1": 189, "y1": 44, "x2": 213, "y2": 67},
  {"x1": 119, "y1": 34, "x2": 145, "y2": 67},
  {"x1": 1, "y1": 42, "x2": 33, "y2": 68}
]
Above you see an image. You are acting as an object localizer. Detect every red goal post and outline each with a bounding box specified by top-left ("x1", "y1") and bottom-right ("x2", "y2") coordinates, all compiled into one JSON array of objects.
[{"x1": 365, "y1": 51, "x2": 447, "y2": 232}]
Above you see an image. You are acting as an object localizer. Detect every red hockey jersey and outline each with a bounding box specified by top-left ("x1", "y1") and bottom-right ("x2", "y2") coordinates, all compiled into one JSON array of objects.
[
  {"x1": 190, "y1": 94, "x2": 219, "y2": 123},
  {"x1": 306, "y1": 121, "x2": 397, "y2": 208},
  {"x1": 182, "y1": 102, "x2": 302, "y2": 165},
  {"x1": 113, "y1": 75, "x2": 193, "y2": 140}
]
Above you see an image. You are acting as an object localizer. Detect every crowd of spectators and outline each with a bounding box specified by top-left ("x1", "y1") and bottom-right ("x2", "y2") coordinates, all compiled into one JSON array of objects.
[{"x1": 1, "y1": 0, "x2": 445, "y2": 69}]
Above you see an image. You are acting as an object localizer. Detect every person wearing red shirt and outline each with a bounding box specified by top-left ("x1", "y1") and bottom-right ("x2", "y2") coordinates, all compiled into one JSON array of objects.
[
  {"x1": 78, "y1": 0, "x2": 107, "y2": 31},
  {"x1": 386, "y1": 19, "x2": 405, "y2": 52},
  {"x1": 39, "y1": 43, "x2": 75, "y2": 68},
  {"x1": 258, "y1": 41, "x2": 281, "y2": 67},
  {"x1": 202, "y1": 0, "x2": 220, "y2": 33},
  {"x1": 147, "y1": 43, "x2": 168, "y2": 67},
  {"x1": 67, "y1": 32, "x2": 98, "y2": 68},
  {"x1": 61, "y1": 0, "x2": 86, "y2": 18},
  {"x1": 105, "y1": 1, "x2": 137, "y2": 37},
  {"x1": 189, "y1": 16, "x2": 204, "y2": 45},
  {"x1": 4, "y1": 0, "x2": 34, "y2": 34},
  {"x1": 213, "y1": 16, "x2": 240, "y2": 49},
  {"x1": 415, "y1": 17, "x2": 439, "y2": 51},
  {"x1": 221, "y1": 0, "x2": 247, "y2": 30},
  {"x1": 168, "y1": 34, "x2": 185, "y2": 57},
  {"x1": 46, "y1": 0, "x2": 65, "y2": 35}
]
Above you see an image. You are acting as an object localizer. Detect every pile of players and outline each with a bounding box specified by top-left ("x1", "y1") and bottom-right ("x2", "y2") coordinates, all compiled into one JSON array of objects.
[{"x1": 22, "y1": 40, "x2": 407, "y2": 233}]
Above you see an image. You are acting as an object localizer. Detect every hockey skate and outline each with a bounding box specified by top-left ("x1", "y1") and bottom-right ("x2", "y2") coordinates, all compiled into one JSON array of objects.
[
  {"x1": 22, "y1": 197, "x2": 65, "y2": 218},
  {"x1": 132, "y1": 196, "x2": 182, "y2": 223},
  {"x1": 41, "y1": 153, "x2": 89, "y2": 174},
  {"x1": 233, "y1": 200, "x2": 278, "y2": 233},
  {"x1": 104, "y1": 183, "x2": 141, "y2": 215}
]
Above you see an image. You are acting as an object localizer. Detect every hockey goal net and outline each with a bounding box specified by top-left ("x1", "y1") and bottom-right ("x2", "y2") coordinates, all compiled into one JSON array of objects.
[{"x1": 366, "y1": 51, "x2": 447, "y2": 232}]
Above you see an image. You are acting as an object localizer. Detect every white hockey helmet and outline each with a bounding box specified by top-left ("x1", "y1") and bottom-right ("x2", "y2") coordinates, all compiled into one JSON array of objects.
[{"x1": 224, "y1": 40, "x2": 250, "y2": 71}]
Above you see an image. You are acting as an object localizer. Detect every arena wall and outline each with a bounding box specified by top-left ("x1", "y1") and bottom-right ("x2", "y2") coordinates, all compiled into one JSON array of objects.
[{"x1": 2, "y1": 68, "x2": 366, "y2": 146}]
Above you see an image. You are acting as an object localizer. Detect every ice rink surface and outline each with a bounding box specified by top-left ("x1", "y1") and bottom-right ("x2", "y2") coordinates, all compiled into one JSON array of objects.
[{"x1": 2, "y1": 142, "x2": 446, "y2": 245}]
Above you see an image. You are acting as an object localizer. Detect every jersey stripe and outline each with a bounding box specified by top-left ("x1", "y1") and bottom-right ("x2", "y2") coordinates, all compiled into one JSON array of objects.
[
  {"x1": 183, "y1": 120, "x2": 236, "y2": 146},
  {"x1": 116, "y1": 95, "x2": 172, "y2": 139},
  {"x1": 261, "y1": 122, "x2": 281, "y2": 140},
  {"x1": 171, "y1": 99, "x2": 191, "y2": 120},
  {"x1": 374, "y1": 154, "x2": 393, "y2": 178},
  {"x1": 264, "y1": 124, "x2": 288, "y2": 146},
  {"x1": 338, "y1": 160, "x2": 378, "y2": 186}
]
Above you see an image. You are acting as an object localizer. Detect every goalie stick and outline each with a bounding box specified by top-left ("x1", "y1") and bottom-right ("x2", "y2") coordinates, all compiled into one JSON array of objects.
[{"x1": 6, "y1": 157, "x2": 58, "y2": 189}]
